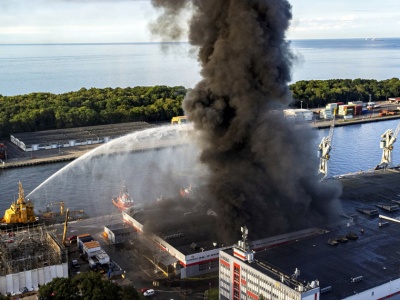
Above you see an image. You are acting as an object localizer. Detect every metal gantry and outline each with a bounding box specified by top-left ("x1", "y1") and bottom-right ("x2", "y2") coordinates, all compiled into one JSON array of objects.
[
  {"x1": 378, "y1": 122, "x2": 400, "y2": 169},
  {"x1": 318, "y1": 116, "x2": 335, "y2": 179}
]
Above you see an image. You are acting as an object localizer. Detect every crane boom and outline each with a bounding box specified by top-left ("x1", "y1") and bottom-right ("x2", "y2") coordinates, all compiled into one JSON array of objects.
[
  {"x1": 393, "y1": 122, "x2": 400, "y2": 141},
  {"x1": 62, "y1": 208, "x2": 69, "y2": 247},
  {"x1": 379, "y1": 214, "x2": 400, "y2": 224},
  {"x1": 47, "y1": 201, "x2": 65, "y2": 215}
]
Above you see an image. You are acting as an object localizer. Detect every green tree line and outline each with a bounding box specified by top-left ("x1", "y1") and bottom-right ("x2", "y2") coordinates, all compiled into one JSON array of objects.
[
  {"x1": 290, "y1": 78, "x2": 400, "y2": 109},
  {"x1": 1, "y1": 79, "x2": 399, "y2": 137},
  {"x1": 37, "y1": 272, "x2": 142, "y2": 300},
  {"x1": 0, "y1": 85, "x2": 186, "y2": 137}
]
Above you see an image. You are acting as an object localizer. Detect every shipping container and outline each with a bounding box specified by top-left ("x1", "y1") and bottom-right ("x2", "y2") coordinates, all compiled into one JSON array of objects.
[
  {"x1": 319, "y1": 108, "x2": 333, "y2": 119},
  {"x1": 338, "y1": 105, "x2": 355, "y2": 116},
  {"x1": 77, "y1": 234, "x2": 94, "y2": 250},
  {"x1": 82, "y1": 240, "x2": 101, "y2": 256},
  {"x1": 354, "y1": 105, "x2": 363, "y2": 116},
  {"x1": 283, "y1": 109, "x2": 313, "y2": 121}
]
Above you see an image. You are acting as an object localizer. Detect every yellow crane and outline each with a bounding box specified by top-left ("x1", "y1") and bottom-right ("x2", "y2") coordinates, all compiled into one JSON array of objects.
[
  {"x1": 48, "y1": 201, "x2": 65, "y2": 215},
  {"x1": 62, "y1": 208, "x2": 70, "y2": 247}
]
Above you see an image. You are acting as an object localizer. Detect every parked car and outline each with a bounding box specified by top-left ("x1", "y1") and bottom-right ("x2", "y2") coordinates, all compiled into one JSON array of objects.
[
  {"x1": 71, "y1": 259, "x2": 80, "y2": 268},
  {"x1": 67, "y1": 235, "x2": 77, "y2": 242},
  {"x1": 143, "y1": 289, "x2": 155, "y2": 297}
]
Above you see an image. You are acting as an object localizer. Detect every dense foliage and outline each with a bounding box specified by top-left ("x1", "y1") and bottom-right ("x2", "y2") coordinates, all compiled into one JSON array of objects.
[
  {"x1": 0, "y1": 85, "x2": 186, "y2": 137},
  {"x1": 38, "y1": 272, "x2": 142, "y2": 300},
  {"x1": 1, "y1": 79, "x2": 400, "y2": 137},
  {"x1": 289, "y1": 78, "x2": 400, "y2": 109}
]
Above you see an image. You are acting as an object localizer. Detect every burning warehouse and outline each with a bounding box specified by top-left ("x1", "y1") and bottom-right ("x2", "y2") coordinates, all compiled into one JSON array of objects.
[
  {"x1": 143, "y1": 0, "x2": 400, "y2": 298},
  {"x1": 122, "y1": 208, "x2": 323, "y2": 279}
]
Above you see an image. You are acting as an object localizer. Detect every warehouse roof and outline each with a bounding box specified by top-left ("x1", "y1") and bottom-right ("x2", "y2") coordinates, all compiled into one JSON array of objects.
[
  {"x1": 11, "y1": 122, "x2": 154, "y2": 146},
  {"x1": 228, "y1": 169, "x2": 400, "y2": 300}
]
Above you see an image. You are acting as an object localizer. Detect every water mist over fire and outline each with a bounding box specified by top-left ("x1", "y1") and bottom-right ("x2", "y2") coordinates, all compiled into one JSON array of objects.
[{"x1": 150, "y1": 0, "x2": 342, "y2": 242}]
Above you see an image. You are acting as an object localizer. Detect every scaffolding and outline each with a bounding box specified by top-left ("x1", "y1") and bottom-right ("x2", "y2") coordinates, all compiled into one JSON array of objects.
[{"x1": 0, "y1": 225, "x2": 67, "y2": 276}]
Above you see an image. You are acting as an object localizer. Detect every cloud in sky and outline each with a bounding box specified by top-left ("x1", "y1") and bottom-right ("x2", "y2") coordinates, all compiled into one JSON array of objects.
[
  {"x1": 0, "y1": 0, "x2": 156, "y2": 43},
  {"x1": 288, "y1": 0, "x2": 400, "y2": 39},
  {"x1": 0, "y1": 0, "x2": 399, "y2": 43}
]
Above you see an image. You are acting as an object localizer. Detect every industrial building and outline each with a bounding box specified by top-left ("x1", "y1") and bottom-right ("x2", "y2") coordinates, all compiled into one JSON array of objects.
[
  {"x1": 10, "y1": 122, "x2": 154, "y2": 152},
  {"x1": 122, "y1": 208, "x2": 324, "y2": 279},
  {"x1": 219, "y1": 228, "x2": 319, "y2": 300},
  {"x1": 120, "y1": 167, "x2": 400, "y2": 299},
  {"x1": 0, "y1": 225, "x2": 68, "y2": 295},
  {"x1": 103, "y1": 223, "x2": 136, "y2": 244},
  {"x1": 122, "y1": 209, "x2": 225, "y2": 279},
  {"x1": 219, "y1": 170, "x2": 400, "y2": 300}
]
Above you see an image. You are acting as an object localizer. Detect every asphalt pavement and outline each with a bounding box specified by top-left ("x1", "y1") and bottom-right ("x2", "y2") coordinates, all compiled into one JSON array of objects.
[{"x1": 51, "y1": 213, "x2": 212, "y2": 299}]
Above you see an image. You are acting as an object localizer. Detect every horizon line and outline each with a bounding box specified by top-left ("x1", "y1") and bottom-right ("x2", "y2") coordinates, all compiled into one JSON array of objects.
[{"x1": 1, "y1": 37, "x2": 399, "y2": 46}]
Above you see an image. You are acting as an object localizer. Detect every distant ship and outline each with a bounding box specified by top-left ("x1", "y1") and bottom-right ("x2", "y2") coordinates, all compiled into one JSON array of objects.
[{"x1": 112, "y1": 184, "x2": 134, "y2": 211}]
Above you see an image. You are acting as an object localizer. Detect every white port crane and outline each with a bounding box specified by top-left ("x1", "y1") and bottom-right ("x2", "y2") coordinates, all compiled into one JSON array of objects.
[
  {"x1": 318, "y1": 116, "x2": 335, "y2": 178},
  {"x1": 377, "y1": 122, "x2": 400, "y2": 169}
]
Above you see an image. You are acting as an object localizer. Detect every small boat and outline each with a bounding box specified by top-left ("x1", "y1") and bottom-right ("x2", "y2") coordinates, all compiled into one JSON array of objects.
[
  {"x1": 112, "y1": 185, "x2": 134, "y2": 211},
  {"x1": 180, "y1": 184, "x2": 192, "y2": 198}
]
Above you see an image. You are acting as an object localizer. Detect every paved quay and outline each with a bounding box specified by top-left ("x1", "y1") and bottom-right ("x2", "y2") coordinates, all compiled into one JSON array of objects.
[{"x1": 313, "y1": 113, "x2": 400, "y2": 129}]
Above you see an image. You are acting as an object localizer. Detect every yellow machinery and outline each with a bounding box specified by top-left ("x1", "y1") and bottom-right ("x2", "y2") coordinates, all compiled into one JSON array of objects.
[
  {"x1": 1, "y1": 182, "x2": 37, "y2": 224},
  {"x1": 49, "y1": 201, "x2": 65, "y2": 215},
  {"x1": 62, "y1": 208, "x2": 70, "y2": 247},
  {"x1": 40, "y1": 201, "x2": 65, "y2": 219},
  {"x1": 171, "y1": 116, "x2": 188, "y2": 125}
]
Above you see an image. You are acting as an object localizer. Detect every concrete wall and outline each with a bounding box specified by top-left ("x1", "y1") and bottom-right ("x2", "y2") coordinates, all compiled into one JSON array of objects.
[
  {"x1": 343, "y1": 278, "x2": 400, "y2": 300},
  {"x1": 0, "y1": 263, "x2": 68, "y2": 295}
]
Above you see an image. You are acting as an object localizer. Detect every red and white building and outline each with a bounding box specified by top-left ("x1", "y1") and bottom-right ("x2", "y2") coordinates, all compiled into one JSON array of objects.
[{"x1": 219, "y1": 227, "x2": 320, "y2": 300}]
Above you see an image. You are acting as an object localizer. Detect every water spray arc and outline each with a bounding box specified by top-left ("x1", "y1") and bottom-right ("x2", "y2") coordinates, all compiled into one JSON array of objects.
[{"x1": 27, "y1": 125, "x2": 193, "y2": 198}]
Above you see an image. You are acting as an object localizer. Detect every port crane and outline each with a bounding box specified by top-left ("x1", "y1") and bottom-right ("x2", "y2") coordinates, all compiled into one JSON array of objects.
[
  {"x1": 377, "y1": 122, "x2": 400, "y2": 169},
  {"x1": 62, "y1": 208, "x2": 70, "y2": 247},
  {"x1": 47, "y1": 201, "x2": 65, "y2": 215},
  {"x1": 318, "y1": 116, "x2": 335, "y2": 178}
]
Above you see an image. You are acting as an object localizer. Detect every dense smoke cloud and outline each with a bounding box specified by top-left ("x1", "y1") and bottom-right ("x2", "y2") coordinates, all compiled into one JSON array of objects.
[{"x1": 150, "y1": 0, "x2": 342, "y2": 242}]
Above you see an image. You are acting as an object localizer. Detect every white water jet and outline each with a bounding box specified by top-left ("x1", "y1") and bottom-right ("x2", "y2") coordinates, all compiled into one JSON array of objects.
[{"x1": 27, "y1": 124, "x2": 200, "y2": 206}]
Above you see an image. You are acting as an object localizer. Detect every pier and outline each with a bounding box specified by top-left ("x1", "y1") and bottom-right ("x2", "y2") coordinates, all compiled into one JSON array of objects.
[
  {"x1": 2, "y1": 113, "x2": 400, "y2": 169},
  {"x1": 0, "y1": 139, "x2": 186, "y2": 169},
  {"x1": 313, "y1": 113, "x2": 400, "y2": 129}
]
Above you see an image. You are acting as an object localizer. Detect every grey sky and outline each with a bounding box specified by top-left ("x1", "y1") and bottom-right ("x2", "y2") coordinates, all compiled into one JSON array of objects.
[{"x1": 0, "y1": 0, "x2": 398, "y2": 43}]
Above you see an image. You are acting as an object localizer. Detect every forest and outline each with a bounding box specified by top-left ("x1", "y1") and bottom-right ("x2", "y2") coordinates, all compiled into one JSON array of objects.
[
  {"x1": 0, "y1": 78, "x2": 399, "y2": 137},
  {"x1": 0, "y1": 85, "x2": 185, "y2": 137},
  {"x1": 290, "y1": 78, "x2": 400, "y2": 109}
]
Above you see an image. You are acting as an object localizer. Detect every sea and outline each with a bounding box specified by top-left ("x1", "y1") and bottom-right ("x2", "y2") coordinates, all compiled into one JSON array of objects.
[{"x1": 0, "y1": 38, "x2": 400, "y2": 214}]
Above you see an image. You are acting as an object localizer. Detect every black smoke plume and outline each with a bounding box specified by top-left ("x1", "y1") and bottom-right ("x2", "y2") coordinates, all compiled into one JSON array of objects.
[{"x1": 150, "y1": 0, "x2": 342, "y2": 242}]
